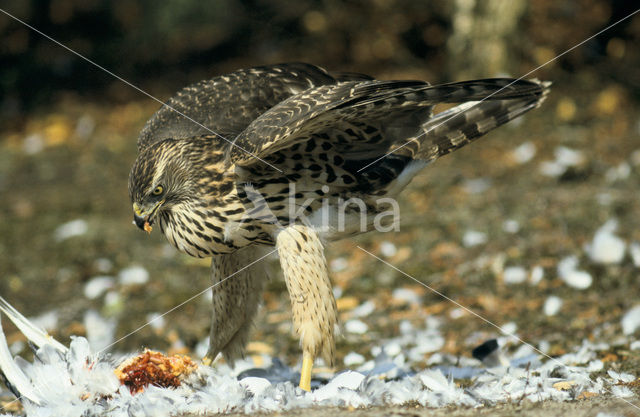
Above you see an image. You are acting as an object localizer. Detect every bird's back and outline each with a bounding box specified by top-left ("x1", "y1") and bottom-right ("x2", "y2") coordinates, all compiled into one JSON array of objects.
[{"x1": 136, "y1": 63, "x2": 370, "y2": 153}]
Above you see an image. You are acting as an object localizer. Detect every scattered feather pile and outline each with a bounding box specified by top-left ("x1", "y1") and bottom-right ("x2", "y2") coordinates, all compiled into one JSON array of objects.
[{"x1": 0, "y1": 295, "x2": 636, "y2": 417}]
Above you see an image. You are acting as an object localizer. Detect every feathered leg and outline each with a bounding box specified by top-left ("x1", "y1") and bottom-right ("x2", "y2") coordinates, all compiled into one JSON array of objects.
[
  {"x1": 203, "y1": 246, "x2": 267, "y2": 365},
  {"x1": 276, "y1": 224, "x2": 338, "y2": 391}
]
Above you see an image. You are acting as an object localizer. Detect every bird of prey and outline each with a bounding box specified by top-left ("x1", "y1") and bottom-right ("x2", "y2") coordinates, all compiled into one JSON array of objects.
[{"x1": 128, "y1": 63, "x2": 549, "y2": 391}]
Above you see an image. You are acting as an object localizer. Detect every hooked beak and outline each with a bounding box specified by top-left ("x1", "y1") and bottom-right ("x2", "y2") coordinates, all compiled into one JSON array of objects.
[{"x1": 132, "y1": 201, "x2": 163, "y2": 232}]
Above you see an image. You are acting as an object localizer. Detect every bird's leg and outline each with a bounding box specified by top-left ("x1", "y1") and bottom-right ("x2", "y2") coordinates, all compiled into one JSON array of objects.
[
  {"x1": 276, "y1": 224, "x2": 338, "y2": 391},
  {"x1": 203, "y1": 246, "x2": 267, "y2": 366}
]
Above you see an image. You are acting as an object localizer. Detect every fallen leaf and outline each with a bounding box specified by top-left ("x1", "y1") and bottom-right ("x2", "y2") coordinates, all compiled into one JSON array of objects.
[
  {"x1": 337, "y1": 296, "x2": 359, "y2": 311},
  {"x1": 247, "y1": 341, "x2": 274, "y2": 355},
  {"x1": 577, "y1": 391, "x2": 598, "y2": 399},
  {"x1": 553, "y1": 380, "x2": 577, "y2": 391}
]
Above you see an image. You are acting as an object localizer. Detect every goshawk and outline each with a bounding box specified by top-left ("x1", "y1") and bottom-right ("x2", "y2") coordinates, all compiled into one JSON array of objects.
[{"x1": 128, "y1": 63, "x2": 549, "y2": 391}]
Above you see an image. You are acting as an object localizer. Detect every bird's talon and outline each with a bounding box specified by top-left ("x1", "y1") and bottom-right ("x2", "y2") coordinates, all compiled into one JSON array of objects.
[{"x1": 299, "y1": 354, "x2": 313, "y2": 392}]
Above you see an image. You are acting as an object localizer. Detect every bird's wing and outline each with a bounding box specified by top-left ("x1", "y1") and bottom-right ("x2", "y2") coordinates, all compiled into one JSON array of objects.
[
  {"x1": 328, "y1": 70, "x2": 374, "y2": 81},
  {"x1": 227, "y1": 79, "x2": 428, "y2": 165},
  {"x1": 227, "y1": 78, "x2": 549, "y2": 167},
  {"x1": 137, "y1": 63, "x2": 347, "y2": 152}
]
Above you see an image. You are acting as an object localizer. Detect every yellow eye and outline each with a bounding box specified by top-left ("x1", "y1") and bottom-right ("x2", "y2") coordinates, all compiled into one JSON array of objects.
[{"x1": 152, "y1": 185, "x2": 164, "y2": 196}]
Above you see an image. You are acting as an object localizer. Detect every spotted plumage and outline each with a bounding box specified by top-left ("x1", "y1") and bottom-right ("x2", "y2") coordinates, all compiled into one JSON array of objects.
[{"x1": 128, "y1": 63, "x2": 550, "y2": 391}]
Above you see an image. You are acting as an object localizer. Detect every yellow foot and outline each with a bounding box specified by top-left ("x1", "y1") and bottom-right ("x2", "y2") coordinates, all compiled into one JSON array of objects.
[
  {"x1": 299, "y1": 354, "x2": 313, "y2": 391},
  {"x1": 202, "y1": 354, "x2": 214, "y2": 367}
]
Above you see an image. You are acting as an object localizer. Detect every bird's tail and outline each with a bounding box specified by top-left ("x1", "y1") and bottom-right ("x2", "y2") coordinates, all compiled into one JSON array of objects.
[
  {"x1": 366, "y1": 78, "x2": 550, "y2": 195},
  {"x1": 392, "y1": 78, "x2": 551, "y2": 161}
]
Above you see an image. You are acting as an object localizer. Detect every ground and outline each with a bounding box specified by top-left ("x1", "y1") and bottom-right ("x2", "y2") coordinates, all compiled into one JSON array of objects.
[
  {"x1": 221, "y1": 398, "x2": 639, "y2": 417},
  {"x1": 0, "y1": 77, "x2": 639, "y2": 416}
]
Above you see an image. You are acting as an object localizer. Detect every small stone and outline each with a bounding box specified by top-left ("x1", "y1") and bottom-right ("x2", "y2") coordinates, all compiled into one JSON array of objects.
[
  {"x1": 587, "y1": 220, "x2": 626, "y2": 265},
  {"x1": 383, "y1": 342, "x2": 402, "y2": 357},
  {"x1": 104, "y1": 291, "x2": 121, "y2": 310},
  {"x1": 330, "y1": 257, "x2": 348, "y2": 272},
  {"x1": 554, "y1": 146, "x2": 585, "y2": 167},
  {"x1": 119, "y1": 266, "x2": 149, "y2": 286},
  {"x1": 94, "y1": 258, "x2": 113, "y2": 273},
  {"x1": 463, "y1": 230, "x2": 487, "y2": 247},
  {"x1": 512, "y1": 141, "x2": 536, "y2": 164},
  {"x1": 562, "y1": 270, "x2": 592, "y2": 290},
  {"x1": 503, "y1": 266, "x2": 527, "y2": 284},
  {"x1": 399, "y1": 320, "x2": 413, "y2": 334},
  {"x1": 392, "y1": 288, "x2": 421, "y2": 305},
  {"x1": 449, "y1": 308, "x2": 466, "y2": 319},
  {"x1": 145, "y1": 313, "x2": 166, "y2": 331},
  {"x1": 538, "y1": 340, "x2": 551, "y2": 353},
  {"x1": 543, "y1": 296, "x2": 563, "y2": 316},
  {"x1": 557, "y1": 256, "x2": 592, "y2": 289},
  {"x1": 332, "y1": 286, "x2": 343, "y2": 299},
  {"x1": 84, "y1": 276, "x2": 114, "y2": 299},
  {"x1": 629, "y1": 242, "x2": 640, "y2": 267},
  {"x1": 621, "y1": 305, "x2": 640, "y2": 335},
  {"x1": 500, "y1": 322, "x2": 517, "y2": 336},
  {"x1": 605, "y1": 162, "x2": 631, "y2": 183},
  {"x1": 351, "y1": 301, "x2": 375, "y2": 318},
  {"x1": 23, "y1": 134, "x2": 44, "y2": 154},
  {"x1": 530, "y1": 265, "x2": 544, "y2": 285},
  {"x1": 463, "y1": 178, "x2": 491, "y2": 194},
  {"x1": 502, "y1": 219, "x2": 520, "y2": 233},
  {"x1": 345, "y1": 319, "x2": 368, "y2": 334},
  {"x1": 343, "y1": 352, "x2": 365, "y2": 366},
  {"x1": 379, "y1": 241, "x2": 397, "y2": 258},
  {"x1": 54, "y1": 219, "x2": 88, "y2": 241},
  {"x1": 539, "y1": 160, "x2": 566, "y2": 177}
]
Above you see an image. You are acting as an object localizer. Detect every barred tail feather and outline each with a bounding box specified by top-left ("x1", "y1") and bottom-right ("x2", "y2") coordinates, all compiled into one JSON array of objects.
[
  {"x1": 375, "y1": 79, "x2": 549, "y2": 194},
  {"x1": 414, "y1": 80, "x2": 550, "y2": 160},
  {"x1": 418, "y1": 78, "x2": 550, "y2": 103}
]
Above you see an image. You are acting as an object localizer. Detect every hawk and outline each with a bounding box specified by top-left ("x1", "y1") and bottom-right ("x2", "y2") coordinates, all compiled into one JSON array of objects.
[{"x1": 128, "y1": 63, "x2": 549, "y2": 391}]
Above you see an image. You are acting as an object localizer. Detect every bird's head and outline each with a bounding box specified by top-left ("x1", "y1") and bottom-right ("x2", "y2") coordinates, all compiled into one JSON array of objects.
[{"x1": 128, "y1": 139, "x2": 199, "y2": 232}]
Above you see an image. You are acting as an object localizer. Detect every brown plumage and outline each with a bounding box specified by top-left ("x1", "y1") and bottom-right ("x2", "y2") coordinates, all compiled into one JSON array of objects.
[{"x1": 128, "y1": 63, "x2": 550, "y2": 391}]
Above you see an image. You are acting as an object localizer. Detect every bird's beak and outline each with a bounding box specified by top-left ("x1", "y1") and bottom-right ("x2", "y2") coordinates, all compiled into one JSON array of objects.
[{"x1": 132, "y1": 201, "x2": 163, "y2": 232}]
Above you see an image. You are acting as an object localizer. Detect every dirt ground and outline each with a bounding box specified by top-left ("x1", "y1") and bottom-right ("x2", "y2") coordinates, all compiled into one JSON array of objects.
[
  {"x1": 214, "y1": 397, "x2": 640, "y2": 417},
  {"x1": 0, "y1": 72, "x2": 639, "y2": 416},
  {"x1": 216, "y1": 397, "x2": 640, "y2": 417}
]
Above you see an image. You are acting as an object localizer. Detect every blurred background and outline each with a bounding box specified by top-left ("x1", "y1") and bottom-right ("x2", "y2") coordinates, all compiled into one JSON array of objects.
[
  {"x1": 2, "y1": 0, "x2": 638, "y2": 122},
  {"x1": 0, "y1": 0, "x2": 639, "y2": 375}
]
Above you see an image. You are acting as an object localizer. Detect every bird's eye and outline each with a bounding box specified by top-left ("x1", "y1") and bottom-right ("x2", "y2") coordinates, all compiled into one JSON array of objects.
[{"x1": 152, "y1": 185, "x2": 164, "y2": 196}]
